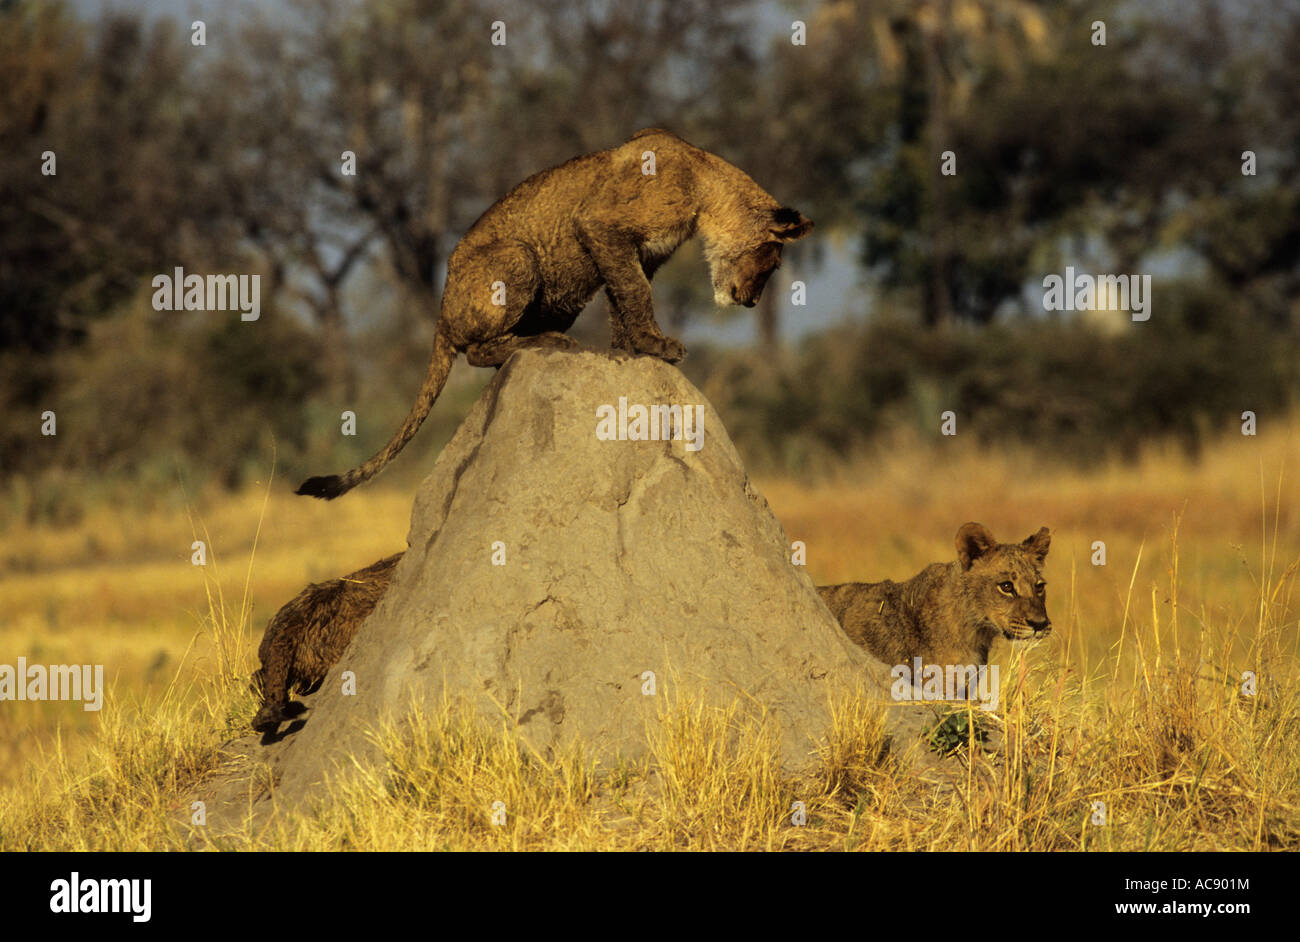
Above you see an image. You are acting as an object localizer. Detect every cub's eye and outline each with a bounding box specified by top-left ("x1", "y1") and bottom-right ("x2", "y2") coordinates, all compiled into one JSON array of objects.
[
  {"x1": 997, "y1": 581, "x2": 1016, "y2": 596},
  {"x1": 1035, "y1": 581, "x2": 1047, "y2": 592}
]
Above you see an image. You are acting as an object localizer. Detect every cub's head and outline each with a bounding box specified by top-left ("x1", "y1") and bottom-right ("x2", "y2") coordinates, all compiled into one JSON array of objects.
[
  {"x1": 708, "y1": 206, "x2": 813, "y2": 307},
  {"x1": 954, "y1": 522, "x2": 1052, "y2": 643}
]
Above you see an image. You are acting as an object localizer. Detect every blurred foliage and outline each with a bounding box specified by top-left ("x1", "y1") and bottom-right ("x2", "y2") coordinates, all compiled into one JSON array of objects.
[
  {"x1": 691, "y1": 280, "x2": 1300, "y2": 474},
  {"x1": 2, "y1": 0, "x2": 1299, "y2": 500},
  {"x1": 0, "y1": 300, "x2": 324, "y2": 491}
]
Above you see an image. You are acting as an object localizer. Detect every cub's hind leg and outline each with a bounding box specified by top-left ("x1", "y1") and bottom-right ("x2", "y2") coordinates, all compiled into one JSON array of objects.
[
  {"x1": 252, "y1": 626, "x2": 295, "y2": 732},
  {"x1": 441, "y1": 240, "x2": 546, "y2": 350},
  {"x1": 465, "y1": 332, "x2": 578, "y2": 368}
]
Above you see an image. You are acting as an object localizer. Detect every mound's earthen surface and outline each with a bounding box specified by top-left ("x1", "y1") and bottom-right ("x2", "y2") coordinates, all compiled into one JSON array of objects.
[{"x1": 242, "y1": 349, "x2": 908, "y2": 810}]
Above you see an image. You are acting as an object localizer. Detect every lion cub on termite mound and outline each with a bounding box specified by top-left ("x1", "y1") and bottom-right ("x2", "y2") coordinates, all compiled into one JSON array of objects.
[
  {"x1": 251, "y1": 553, "x2": 401, "y2": 733},
  {"x1": 296, "y1": 128, "x2": 812, "y2": 500},
  {"x1": 818, "y1": 523, "x2": 1052, "y2": 668}
]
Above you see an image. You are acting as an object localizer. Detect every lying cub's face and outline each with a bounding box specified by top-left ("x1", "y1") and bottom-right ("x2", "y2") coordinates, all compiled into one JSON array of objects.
[{"x1": 955, "y1": 523, "x2": 1052, "y2": 642}]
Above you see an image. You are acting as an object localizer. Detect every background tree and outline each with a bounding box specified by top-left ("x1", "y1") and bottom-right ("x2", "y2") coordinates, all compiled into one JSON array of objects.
[{"x1": 3, "y1": 0, "x2": 1300, "y2": 492}]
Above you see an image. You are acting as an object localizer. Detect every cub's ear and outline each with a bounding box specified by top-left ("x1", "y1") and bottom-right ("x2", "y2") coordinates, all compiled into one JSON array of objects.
[
  {"x1": 770, "y1": 207, "x2": 813, "y2": 242},
  {"x1": 955, "y1": 522, "x2": 997, "y2": 570},
  {"x1": 1022, "y1": 526, "x2": 1051, "y2": 563}
]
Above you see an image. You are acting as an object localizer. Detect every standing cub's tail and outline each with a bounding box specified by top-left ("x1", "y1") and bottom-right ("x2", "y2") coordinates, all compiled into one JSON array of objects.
[{"x1": 296, "y1": 329, "x2": 457, "y2": 500}]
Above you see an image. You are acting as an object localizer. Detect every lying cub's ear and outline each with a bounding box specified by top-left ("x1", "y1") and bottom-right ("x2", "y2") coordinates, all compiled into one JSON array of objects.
[
  {"x1": 1023, "y1": 526, "x2": 1051, "y2": 563},
  {"x1": 770, "y1": 207, "x2": 814, "y2": 242},
  {"x1": 956, "y1": 522, "x2": 997, "y2": 570}
]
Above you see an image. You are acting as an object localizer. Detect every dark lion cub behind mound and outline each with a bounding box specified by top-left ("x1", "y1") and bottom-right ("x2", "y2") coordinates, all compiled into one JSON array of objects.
[
  {"x1": 818, "y1": 523, "x2": 1052, "y2": 667},
  {"x1": 251, "y1": 553, "x2": 402, "y2": 733}
]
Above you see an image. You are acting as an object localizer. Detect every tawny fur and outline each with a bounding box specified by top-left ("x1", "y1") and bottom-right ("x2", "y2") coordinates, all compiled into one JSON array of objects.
[
  {"x1": 818, "y1": 523, "x2": 1052, "y2": 667},
  {"x1": 296, "y1": 128, "x2": 812, "y2": 500},
  {"x1": 251, "y1": 553, "x2": 402, "y2": 732},
  {"x1": 248, "y1": 524, "x2": 1044, "y2": 734}
]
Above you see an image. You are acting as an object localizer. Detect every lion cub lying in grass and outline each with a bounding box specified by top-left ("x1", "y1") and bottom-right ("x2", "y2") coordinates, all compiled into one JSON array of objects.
[
  {"x1": 251, "y1": 553, "x2": 402, "y2": 733},
  {"x1": 817, "y1": 523, "x2": 1052, "y2": 668},
  {"x1": 249, "y1": 522, "x2": 1050, "y2": 731}
]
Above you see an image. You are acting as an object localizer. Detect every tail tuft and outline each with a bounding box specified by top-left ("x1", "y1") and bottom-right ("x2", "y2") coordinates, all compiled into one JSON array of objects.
[{"x1": 295, "y1": 475, "x2": 347, "y2": 500}]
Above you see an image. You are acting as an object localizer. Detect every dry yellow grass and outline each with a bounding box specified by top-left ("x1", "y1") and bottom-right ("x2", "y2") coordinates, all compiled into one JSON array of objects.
[
  {"x1": 1, "y1": 418, "x2": 1297, "y2": 849},
  {"x1": 0, "y1": 477, "x2": 409, "y2": 787}
]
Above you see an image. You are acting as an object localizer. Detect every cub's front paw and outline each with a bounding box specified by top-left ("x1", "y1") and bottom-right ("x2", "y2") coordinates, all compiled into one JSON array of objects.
[
  {"x1": 252, "y1": 702, "x2": 290, "y2": 733},
  {"x1": 630, "y1": 332, "x2": 686, "y2": 364}
]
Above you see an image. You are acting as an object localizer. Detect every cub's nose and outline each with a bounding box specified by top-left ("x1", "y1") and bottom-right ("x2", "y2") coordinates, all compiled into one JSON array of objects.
[
  {"x1": 731, "y1": 285, "x2": 757, "y2": 307},
  {"x1": 1028, "y1": 616, "x2": 1051, "y2": 633}
]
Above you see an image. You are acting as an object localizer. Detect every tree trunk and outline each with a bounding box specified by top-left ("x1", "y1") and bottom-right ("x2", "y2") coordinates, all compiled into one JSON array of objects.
[
  {"x1": 316, "y1": 294, "x2": 358, "y2": 406},
  {"x1": 922, "y1": 8, "x2": 955, "y2": 328},
  {"x1": 756, "y1": 269, "x2": 781, "y2": 352}
]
